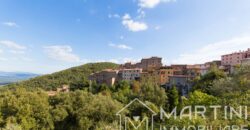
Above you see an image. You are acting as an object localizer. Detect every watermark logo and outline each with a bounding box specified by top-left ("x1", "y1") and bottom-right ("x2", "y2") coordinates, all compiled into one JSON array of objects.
[
  {"x1": 116, "y1": 98, "x2": 157, "y2": 130},
  {"x1": 116, "y1": 98, "x2": 249, "y2": 130}
]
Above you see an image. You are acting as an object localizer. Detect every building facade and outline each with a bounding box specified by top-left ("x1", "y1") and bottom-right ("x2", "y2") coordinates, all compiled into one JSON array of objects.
[
  {"x1": 221, "y1": 48, "x2": 250, "y2": 66},
  {"x1": 140, "y1": 67, "x2": 174, "y2": 85},
  {"x1": 140, "y1": 57, "x2": 163, "y2": 71},
  {"x1": 187, "y1": 64, "x2": 202, "y2": 77},
  {"x1": 120, "y1": 57, "x2": 163, "y2": 71},
  {"x1": 118, "y1": 68, "x2": 142, "y2": 81},
  {"x1": 158, "y1": 67, "x2": 174, "y2": 85},
  {"x1": 171, "y1": 65, "x2": 188, "y2": 75},
  {"x1": 246, "y1": 49, "x2": 250, "y2": 58},
  {"x1": 88, "y1": 69, "x2": 119, "y2": 86}
]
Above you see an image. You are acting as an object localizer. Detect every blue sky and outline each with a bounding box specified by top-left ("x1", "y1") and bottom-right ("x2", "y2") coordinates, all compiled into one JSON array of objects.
[{"x1": 0, "y1": 0, "x2": 250, "y2": 74}]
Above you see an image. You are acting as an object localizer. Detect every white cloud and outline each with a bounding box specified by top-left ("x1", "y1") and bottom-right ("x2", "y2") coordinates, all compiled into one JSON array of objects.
[
  {"x1": 137, "y1": 9, "x2": 146, "y2": 19},
  {"x1": 121, "y1": 57, "x2": 140, "y2": 63},
  {"x1": 108, "y1": 59, "x2": 120, "y2": 63},
  {"x1": 122, "y1": 14, "x2": 148, "y2": 32},
  {"x1": 172, "y1": 35, "x2": 250, "y2": 64},
  {"x1": 108, "y1": 14, "x2": 120, "y2": 18},
  {"x1": 2, "y1": 22, "x2": 18, "y2": 27},
  {"x1": 123, "y1": 14, "x2": 131, "y2": 19},
  {"x1": 20, "y1": 57, "x2": 33, "y2": 62},
  {"x1": 91, "y1": 57, "x2": 140, "y2": 64},
  {"x1": 0, "y1": 57, "x2": 7, "y2": 61},
  {"x1": 44, "y1": 45, "x2": 80, "y2": 63},
  {"x1": 138, "y1": 0, "x2": 176, "y2": 8},
  {"x1": 0, "y1": 40, "x2": 26, "y2": 50},
  {"x1": 108, "y1": 43, "x2": 133, "y2": 50},
  {"x1": 0, "y1": 49, "x2": 7, "y2": 61},
  {"x1": 9, "y1": 50, "x2": 25, "y2": 54}
]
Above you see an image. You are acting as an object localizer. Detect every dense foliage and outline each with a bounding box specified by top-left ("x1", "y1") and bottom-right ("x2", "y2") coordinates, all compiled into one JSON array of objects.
[{"x1": 0, "y1": 63, "x2": 249, "y2": 129}]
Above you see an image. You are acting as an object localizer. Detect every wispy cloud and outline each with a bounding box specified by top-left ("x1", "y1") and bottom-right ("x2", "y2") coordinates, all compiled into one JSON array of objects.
[
  {"x1": 138, "y1": 0, "x2": 176, "y2": 8},
  {"x1": 137, "y1": 9, "x2": 146, "y2": 19},
  {"x1": 0, "y1": 50, "x2": 6, "y2": 61},
  {"x1": 118, "y1": 0, "x2": 173, "y2": 32},
  {"x1": 91, "y1": 57, "x2": 140, "y2": 64},
  {"x1": 172, "y1": 35, "x2": 250, "y2": 64},
  {"x1": 108, "y1": 43, "x2": 133, "y2": 50},
  {"x1": 9, "y1": 50, "x2": 25, "y2": 54},
  {"x1": 2, "y1": 22, "x2": 18, "y2": 27},
  {"x1": 122, "y1": 14, "x2": 148, "y2": 32},
  {"x1": 44, "y1": 45, "x2": 80, "y2": 63},
  {"x1": 0, "y1": 57, "x2": 7, "y2": 61},
  {"x1": 20, "y1": 57, "x2": 33, "y2": 62},
  {"x1": 0, "y1": 41, "x2": 29, "y2": 61},
  {"x1": 0, "y1": 40, "x2": 26, "y2": 50},
  {"x1": 108, "y1": 14, "x2": 120, "y2": 18}
]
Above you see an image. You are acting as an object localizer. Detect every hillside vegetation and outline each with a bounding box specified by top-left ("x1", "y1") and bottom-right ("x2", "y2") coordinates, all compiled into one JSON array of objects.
[
  {"x1": 8, "y1": 62, "x2": 118, "y2": 90},
  {"x1": 0, "y1": 63, "x2": 250, "y2": 129}
]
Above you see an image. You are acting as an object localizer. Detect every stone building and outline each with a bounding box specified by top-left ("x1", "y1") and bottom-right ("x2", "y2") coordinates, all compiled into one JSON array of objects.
[
  {"x1": 120, "y1": 57, "x2": 163, "y2": 71},
  {"x1": 140, "y1": 57, "x2": 163, "y2": 71},
  {"x1": 88, "y1": 69, "x2": 119, "y2": 86}
]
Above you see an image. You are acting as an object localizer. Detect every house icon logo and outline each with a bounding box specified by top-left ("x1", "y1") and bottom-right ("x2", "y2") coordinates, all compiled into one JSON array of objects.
[{"x1": 116, "y1": 98, "x2": 157, "y2": 130}]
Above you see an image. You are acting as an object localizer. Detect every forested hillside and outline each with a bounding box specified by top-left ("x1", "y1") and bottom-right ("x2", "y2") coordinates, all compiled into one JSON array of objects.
[
  {"x1": 7, "y1": 62, "x2": 118, "y2": 90},
  {"x1": 0, "y1": 65, "x2": 249, "y2": 129}
]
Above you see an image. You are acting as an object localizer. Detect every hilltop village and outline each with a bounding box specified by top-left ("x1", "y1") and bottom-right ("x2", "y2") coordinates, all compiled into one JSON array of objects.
[{"x1": 89, "y1": 48, "x2": 250, "y2": 96}]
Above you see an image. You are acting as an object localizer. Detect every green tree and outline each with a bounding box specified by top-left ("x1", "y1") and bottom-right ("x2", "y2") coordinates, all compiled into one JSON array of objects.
[
  {"x1": 210, "y1": 65, "x2": 250, "y2": 97},
  {"x1": 193, "y1": 65, "x2": 226, "y2": 94},
  {"x1": 140, "y1": 80, "x2": 167, "y2": 108},
  {"x1": 49, "y1": 90, "x2": 123, "y2": 130},
  {"x1": 167, "y1": 86, "x2": 179, "y2": 111},
  {"x1": 184, "y1": 91, "x2": 219, "y2": 106},
  {"x1": 0, "y1": 88, "x2": 54, "y2": 129},
  {"x1": 131, "y1": 80, "x2": 141, "y2": 94}
]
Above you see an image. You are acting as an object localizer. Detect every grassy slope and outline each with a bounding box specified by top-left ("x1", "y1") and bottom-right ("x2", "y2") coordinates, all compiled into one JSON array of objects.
[{"x1": 8, "y1": 62, "x2": 118, "y2": 90}]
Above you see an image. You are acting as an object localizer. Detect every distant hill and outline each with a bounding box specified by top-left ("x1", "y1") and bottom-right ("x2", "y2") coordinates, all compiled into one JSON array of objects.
[
  {"x1": 0, "y1": 72, "x2": 39, "y2": 85},
  {"x1": 9, "y1": 62, "x2": 119, "y2": 90}
]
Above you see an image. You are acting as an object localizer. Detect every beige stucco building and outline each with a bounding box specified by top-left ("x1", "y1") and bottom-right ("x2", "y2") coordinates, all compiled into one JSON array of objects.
[{"x1": 118, "y1": 68, "x2": 142, "y2": 81}]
